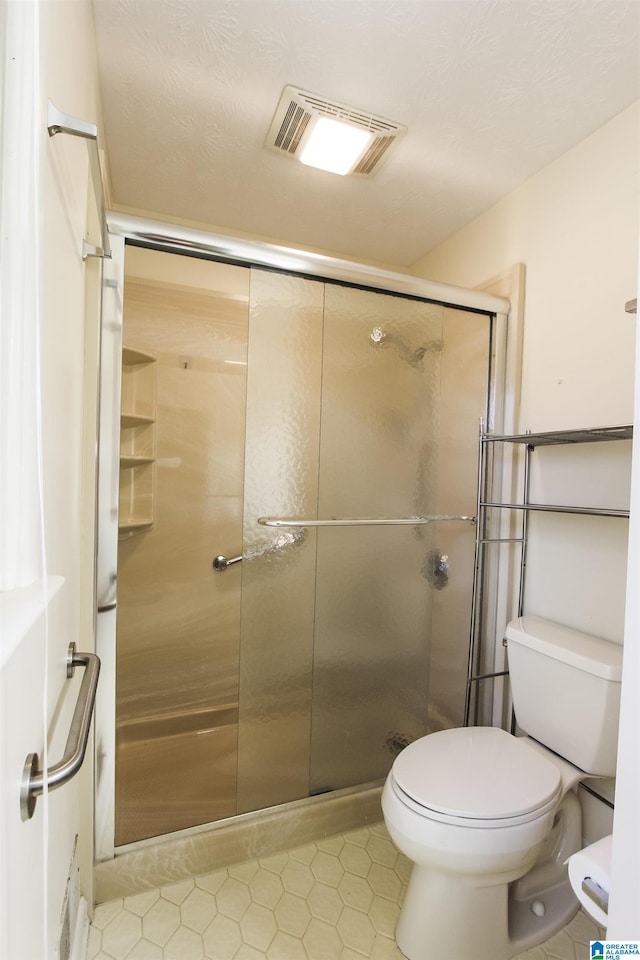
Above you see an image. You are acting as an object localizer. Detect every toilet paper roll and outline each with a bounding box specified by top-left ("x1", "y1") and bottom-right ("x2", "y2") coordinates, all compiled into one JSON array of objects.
[{"x1": 567, "y1": 834, "x2": 612, "y2": 928}]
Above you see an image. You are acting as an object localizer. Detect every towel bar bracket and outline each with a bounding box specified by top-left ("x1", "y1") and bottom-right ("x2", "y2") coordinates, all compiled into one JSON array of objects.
[{"x1": 47, "y1": 100, "x2": 111, "y2": 261}]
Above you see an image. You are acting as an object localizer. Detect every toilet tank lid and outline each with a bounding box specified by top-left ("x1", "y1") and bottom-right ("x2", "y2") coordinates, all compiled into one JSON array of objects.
[{"x1": 505, "y1": 616, "x2": 623, "y2": 681}]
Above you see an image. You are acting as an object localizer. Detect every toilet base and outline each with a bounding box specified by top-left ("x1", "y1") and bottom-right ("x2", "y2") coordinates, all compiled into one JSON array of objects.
[
  {"x1": 397, "y1": 865, "x2": 512, "y2": 960},
  {"x1": 509, "y1": 876, "x2": 580, "y2": 954},
  {"x1": 508, "y1": 790, "x2": 583, "y2": 954},
  {"x1": 396, "y1": 867, "x2": 581, "y2": 960}
]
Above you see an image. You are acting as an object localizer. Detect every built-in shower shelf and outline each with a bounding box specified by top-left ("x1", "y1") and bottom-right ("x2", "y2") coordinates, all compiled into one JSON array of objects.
[
  {"x1": 118, "y1": 344, "x2": 157, "y2": 536},
  {"x1": 122, "y1": 346, "x2": 156, "y2": 366},
  {"x1": 120, "y1": 455, "x2": 155, "y2": 468},
  {"x1": 121, "y1": 413, "x2": 155, "y2": 428},
  {"x1": 118, "y1": 518, "x2": 154, "y2": 537}
]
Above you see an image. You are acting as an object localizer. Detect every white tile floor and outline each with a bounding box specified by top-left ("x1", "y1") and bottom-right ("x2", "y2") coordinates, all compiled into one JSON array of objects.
[{"x1": 86, "y1": 823, "x2": 603, "y2": 960}]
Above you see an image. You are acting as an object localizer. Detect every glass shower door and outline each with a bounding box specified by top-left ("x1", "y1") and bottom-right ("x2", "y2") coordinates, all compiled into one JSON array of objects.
[
  {"x1": 111, "y1": 253, "x2": 490, "y2": 844},
  {"x1": 238, "y1": 273, "x2": 445, "y2": 811},
  {"x1": 310, "y1": 285, "x2": 443, "y2": 791},
  {"x1": 114, "y1": 248, "x2": 250, "y2": 845}
]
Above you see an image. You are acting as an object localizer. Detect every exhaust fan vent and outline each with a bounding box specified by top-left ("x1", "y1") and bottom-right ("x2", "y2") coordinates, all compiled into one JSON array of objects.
[{"x1": 266, "y1": 86, "x2": 406, "y2": 176}]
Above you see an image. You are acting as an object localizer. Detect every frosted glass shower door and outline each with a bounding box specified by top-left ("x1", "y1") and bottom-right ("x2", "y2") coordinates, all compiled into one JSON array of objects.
[
  {"x1": 310, "y1": 286, "x2": 443, "y2": 792},
  {"x1": 237, "y1": 272, "x2": 324, "y2": 814},
  {"x1": 238, "y1": 272, "x2": 445, "y2": 811},
  {"x1": 114, "y1": 249, "x2": 250, "y2": 845}
]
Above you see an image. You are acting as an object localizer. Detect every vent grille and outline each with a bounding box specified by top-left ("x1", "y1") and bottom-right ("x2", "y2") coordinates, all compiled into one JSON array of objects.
[
  {"x1": 266, "y1": 86, "x2": 405, "y2": 176},
  {"x1": 274, "y1": 102, "x2": 311, "y2": 153},
  {"x1": 354, "y1": 135, "x2": 395, "y2": 175}
]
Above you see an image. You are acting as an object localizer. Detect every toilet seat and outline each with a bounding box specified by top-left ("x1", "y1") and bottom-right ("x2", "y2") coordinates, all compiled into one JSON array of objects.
[{"x1": 391, "y1": 727, "x2": 562, "y2": 828}]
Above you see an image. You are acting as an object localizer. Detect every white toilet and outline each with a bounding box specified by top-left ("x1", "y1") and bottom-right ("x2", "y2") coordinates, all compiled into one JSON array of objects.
[{"x1": 381, "y1": 615, "x2": 623, "y2": 960}]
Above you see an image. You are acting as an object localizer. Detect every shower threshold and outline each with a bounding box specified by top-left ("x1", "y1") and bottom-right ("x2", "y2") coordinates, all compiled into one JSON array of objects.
[{"x1": 97, "y1": 780, "x2": 384, "y2": 903}]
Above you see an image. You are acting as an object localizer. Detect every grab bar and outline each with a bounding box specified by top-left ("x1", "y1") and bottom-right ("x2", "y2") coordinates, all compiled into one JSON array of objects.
[
  {"x1": 212, "y1": 554, "x2": 242, "y2": 571},
  {"x1": 258, "y1": 515, "x2": 476, "y2": 527},
  {"x1": 21, "y1": 643, "x2": 101, "y2": 820},
  {"x1": 47, "y1": 101, "x2": 111, "y2": 260}
]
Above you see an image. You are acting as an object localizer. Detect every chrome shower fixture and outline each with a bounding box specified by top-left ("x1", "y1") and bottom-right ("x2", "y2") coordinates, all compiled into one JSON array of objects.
[{"x1": 368, "y1": 325, "x2": 442, "y2": 368}]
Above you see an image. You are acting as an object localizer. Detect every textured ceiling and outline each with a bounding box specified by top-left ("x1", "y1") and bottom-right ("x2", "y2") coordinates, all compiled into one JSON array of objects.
[{"x1": 92, "y1": 0, "x2": 640, "y2": 267}]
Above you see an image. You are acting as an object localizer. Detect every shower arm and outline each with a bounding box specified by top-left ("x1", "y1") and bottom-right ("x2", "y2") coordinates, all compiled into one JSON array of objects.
[{"x1": 258, "y1": 515, "x2": 476, "y2": 527}]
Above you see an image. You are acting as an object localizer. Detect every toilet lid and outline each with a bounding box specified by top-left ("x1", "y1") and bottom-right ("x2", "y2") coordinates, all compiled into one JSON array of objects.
[{"x1": 392, "y1": 727, "x2": 562, "y2": 821}]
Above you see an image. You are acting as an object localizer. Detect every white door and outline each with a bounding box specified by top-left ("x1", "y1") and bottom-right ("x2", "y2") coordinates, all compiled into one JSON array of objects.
[{"x1": 0, "y1": 2, "x2": 102, "y2": 957}]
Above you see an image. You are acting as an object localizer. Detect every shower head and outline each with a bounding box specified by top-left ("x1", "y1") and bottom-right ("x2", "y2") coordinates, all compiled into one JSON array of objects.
[{"x1": 368, "y1": 326, "x2": 442, "y2": 368}]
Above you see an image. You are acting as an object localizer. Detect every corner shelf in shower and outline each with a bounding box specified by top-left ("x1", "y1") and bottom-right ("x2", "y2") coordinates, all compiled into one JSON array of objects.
[
  {"x1": 122, "y1": 346, "x2": 156, "y2": 366},
  {"x1": 119, "y1": 455, "x2": 155, "y2": 469},
  {"x1": 118, "y1": 518, "x2": 154, "y2": 534},
  {"x1": 465, "y1": 422, "x2": 633, "y2": 726},
  {"x1": 118, "y1": 345, "x2": 157, "y2": 538},
  {"x1": 121, "y1": 413, "x2": 155, "y2": 429}
]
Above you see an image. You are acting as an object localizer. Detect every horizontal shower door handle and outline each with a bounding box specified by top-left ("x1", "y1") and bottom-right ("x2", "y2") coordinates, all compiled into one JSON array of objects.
[
  {"x1": 212, "y1": 554, "x2": 242, "y2": 571},
  {"x1": 258, "y1": 515, "x2": 476, "y2": 527},
  {"x1": 21, "y1": 644, "x2": 101, "y2": 820}
]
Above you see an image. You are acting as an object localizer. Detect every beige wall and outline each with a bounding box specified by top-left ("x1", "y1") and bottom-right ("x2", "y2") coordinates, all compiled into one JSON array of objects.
[
  {"x1": 411, "y1": 101, "x2": 639, "y2": 432},
  {"x1": 410, "y1": 101, "x2": 639, "y2": 645},
  {"x1": 411, "y1": 102, "x2": 640, "y2": 844}
]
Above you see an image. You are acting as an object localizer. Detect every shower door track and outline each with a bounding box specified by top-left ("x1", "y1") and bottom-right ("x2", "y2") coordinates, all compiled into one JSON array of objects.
[{"x1": 108, "y1": 213, "x2": 509, "y2": 316}]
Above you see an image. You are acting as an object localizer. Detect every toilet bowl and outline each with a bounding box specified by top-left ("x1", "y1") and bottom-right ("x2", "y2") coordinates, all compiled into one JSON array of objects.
[
  {"x1": 381, "y1": 616, "x2": 623, "y2": 960},
  {"x1": 382, "y1": 727, "x2": 583, "y2": 960}
]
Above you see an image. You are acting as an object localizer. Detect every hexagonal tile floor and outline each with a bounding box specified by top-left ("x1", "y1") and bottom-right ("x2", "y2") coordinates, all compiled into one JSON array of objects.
[{"x1": 87, "y1": 823, "x2": 604, "y2": 959}]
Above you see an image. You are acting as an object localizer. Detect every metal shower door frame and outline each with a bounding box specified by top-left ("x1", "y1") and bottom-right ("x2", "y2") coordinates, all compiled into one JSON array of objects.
[{"x1": 93, "y1": 213, "x2": 515, "y2": 861}]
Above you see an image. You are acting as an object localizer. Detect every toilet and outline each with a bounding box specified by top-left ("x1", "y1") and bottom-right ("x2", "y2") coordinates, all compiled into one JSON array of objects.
[{"x1": 381, "y1": 615, "x2": 623, "y2": 960}]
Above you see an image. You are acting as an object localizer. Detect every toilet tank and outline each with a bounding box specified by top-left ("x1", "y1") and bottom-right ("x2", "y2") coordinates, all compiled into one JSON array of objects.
[{"x1": 505, "y1": 616, "x2": 623, "y2": 777}]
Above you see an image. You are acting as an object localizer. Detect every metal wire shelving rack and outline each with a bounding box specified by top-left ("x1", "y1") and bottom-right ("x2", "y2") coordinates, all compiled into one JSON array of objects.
[{"x1": 464, "y1": 422, "x2": 633, "y2": 727}]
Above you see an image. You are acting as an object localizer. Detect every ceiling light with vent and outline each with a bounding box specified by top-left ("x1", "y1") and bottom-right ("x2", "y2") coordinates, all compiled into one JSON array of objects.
[
  {"x1": 266, "y1": 86, "x2": 406, "y2": 178},
  {"x1": 299, "y1": 117, "x2": 374, "y2": 176}
]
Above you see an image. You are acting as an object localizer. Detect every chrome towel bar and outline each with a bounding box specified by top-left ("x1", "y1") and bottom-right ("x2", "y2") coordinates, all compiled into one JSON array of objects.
[
  {"x1": 258, "y1": 515, "x2": 476, "y2": 527},
  {"x1": 47, "y1": 100, "x2": 111, "y2": 260},
  {"x1": 21, "y1": 643, "x2": 101, "y2": 820}
]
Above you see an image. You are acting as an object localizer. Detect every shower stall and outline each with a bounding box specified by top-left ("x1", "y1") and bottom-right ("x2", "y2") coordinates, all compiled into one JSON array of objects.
[{"x1": 96, "y1": 219, "x2": 510, "y2": 856}]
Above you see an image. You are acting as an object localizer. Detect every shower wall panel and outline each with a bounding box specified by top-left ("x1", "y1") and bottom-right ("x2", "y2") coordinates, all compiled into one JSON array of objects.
[
  {"x1": 115, "y1": 249, "x2": 250, "y2": 844},
  {"x1": 237, "y1": 271, "x2": 325, "y2": 814}
]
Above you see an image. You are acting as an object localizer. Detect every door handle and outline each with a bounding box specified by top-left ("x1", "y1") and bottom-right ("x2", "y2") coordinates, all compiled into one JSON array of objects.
[{"x1": 212, "y1": 554, "x2": 242, "y2": 572}]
